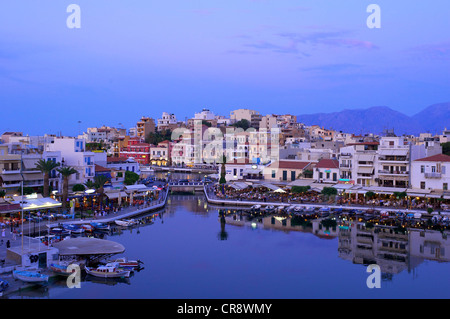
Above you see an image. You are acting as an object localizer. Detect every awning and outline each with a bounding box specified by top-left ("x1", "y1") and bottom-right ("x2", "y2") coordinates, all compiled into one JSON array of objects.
[
  {"x1": 22, "y1": 172, "x2": 43, "y2": 181},
  {"x1": 365, "y1": 186, "x2": 407, "y2": 195},
  {"x1": 406, "y1": 189, "x2": 431, "y2": 197},
  {"x1": 0, "y1": 174, "x2": 23, "y2": 182},
  {"x1": 125, "y1": 184, "x2": 152, "y2": 192},
  {"x1": 378, "y1": 149, "x2": 408, "y2": 156},
  {"x1": 242, "y1": 168, "x2": 262, "y2": 175},
  {"x1": 357, "y1": 167, "x2": 374, "y2": 174},
  {"x1": 22, "y1": 159, "x2": 38, "y2": 170},
  {"x1": 260, "y1": 183, "x2": 282, "y2": 191},
  {"x1": 229, "y1": 182, "x2": 249, "y2": 190},
  {"x1": 106, "y1": 191, "x2": 128, "y2": 199},
  {"x1": 12, "y1": 197, "x2": 62, "y2": 211},
  {"x1": 358, "y1": 154, "x2": 374, "y2": 162},
  {"x1": 288, "y1": 179, "x2": 314, "y2": 187}
]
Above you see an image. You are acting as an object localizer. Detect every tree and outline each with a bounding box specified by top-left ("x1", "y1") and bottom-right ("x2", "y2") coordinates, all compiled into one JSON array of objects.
[
  {"x1": 124, "y1": 171, "x2": 140, "y2": 185},
  {"x1": 321, "y1": 187, "x2": 337, "y2": 196},
  {"x1": 72, "y1": 184, "x2": 86, "y2": 192},
  {"x1": 84, "y1": 180, "x2": 95, "y2": 190},
  {"x1": 35, "y1": 159, "x2": 60, "y2": 197},
  {"x1": 57, "y1": 166, "x2": 78, "y2": 209},
  {"x1": 232, "y1": 119, "x2": 250, "y2": 130},
  {"x1": 441, "y1": 142, "x2": 450, "y2": 156},
  {"x1": 291, "y1": 186, "x2": 310, "y2": 194},
  {"x1": 219, "y1": 154, "x2": 227, "y2": 185},
  {"x1": 94, "y1": 175, "x2": 110, "y2": 209},
  {"x1": 145, "y1": 129, "x2": 172, "y2": 145},
  {"x1": 0, "y1": 190, "x2": 5, "y2": 198}
]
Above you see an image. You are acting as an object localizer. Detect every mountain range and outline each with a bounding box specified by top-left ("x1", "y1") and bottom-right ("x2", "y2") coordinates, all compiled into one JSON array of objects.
[{"x1": 297, "y1": 102, "x2": 450, "y2": 136}]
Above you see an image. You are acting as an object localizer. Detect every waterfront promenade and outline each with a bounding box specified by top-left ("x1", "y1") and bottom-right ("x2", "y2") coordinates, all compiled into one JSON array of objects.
[{"x1": 203, "y1": 184, "x2": 450, "y2": 216}]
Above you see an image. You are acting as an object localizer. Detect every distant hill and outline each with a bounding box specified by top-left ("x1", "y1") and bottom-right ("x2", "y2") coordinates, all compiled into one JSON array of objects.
[{"x1": 298, "y1": 103, "x2": 450, "y2": 136}]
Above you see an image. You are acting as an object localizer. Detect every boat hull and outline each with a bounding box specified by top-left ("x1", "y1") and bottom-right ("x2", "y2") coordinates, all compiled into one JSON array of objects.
[
  {"x1": 13, "y1": 271, "x2": 49, "y2": 283},
  {"x1": 85, "y1": 267, "x2": 130, "y2": 278}
]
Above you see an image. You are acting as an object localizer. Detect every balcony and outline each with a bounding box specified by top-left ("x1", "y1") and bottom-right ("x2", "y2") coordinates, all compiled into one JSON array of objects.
[
  {"x1": 378, "y1": 170, "x2": 409, "y2": 176},
  {"x1": 340, "y1": 163, "x2": 352, "y2": 168},
  {"x1": 2, "y1": 169, "x2": 21, "y2": 174},
  {"x1": 424, "y1": 172, "x2": 442, "y2": 178}
]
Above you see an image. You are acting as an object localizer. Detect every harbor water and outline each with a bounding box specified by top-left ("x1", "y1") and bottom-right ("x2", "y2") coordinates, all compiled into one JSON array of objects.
[{"x1": 3, "y1": 194, "x2": 450, "y2": 299}]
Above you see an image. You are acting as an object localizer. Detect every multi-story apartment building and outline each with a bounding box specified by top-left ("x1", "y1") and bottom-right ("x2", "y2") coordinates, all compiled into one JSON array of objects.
[
  {"x1": 0, "y1": 145, "x2": 22, "y2": 194},
  {"x1": 136, "y1": 117, "x2": 156, "y2": 140},
  {"x1": 229, "y1": 108, "x2": 261, "y2": 128},
  {"x1": 338, "y1": 142, "x2": 379, "y2": 187},
  {"x1": 157, "y1": 112, "x2": 178, "y2": 132},
  {"x1": 410, "y1": 154, "x2": 450, "y2": 193},
  {"x1": 376, "y1": 136, "x2": 410, "y2": 188},
  {"x1": 119, "y1": 137, "x2": 151, "y2": 165},
  {"x1": 45, "y1": 137, "x2": 96, "y2": 187}
]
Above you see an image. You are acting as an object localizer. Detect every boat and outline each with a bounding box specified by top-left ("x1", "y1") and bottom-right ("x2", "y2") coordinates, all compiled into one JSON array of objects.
[
  {"x1": 0, "y1": 278, "x2": 9, "y2": 296},
  {"x1": 13, "y1": 270, "x2": 49, "y2": 284},
  {"x1": 49, "y1": 263, "x2": 77, "y2": 276},
  {"x1": 63, "y1": 224, "x2": 85, "y2": 234},
  {"x1": 81, "y1": 224, "x2": 94, "y2": 232},
  {"x1": 264, "y1": 205, "x2": 275, "y2": 212},
  {"x1": 85, "y1": 262, "x2": 131, "y2": 278},
  {"x1": 90, "y1": 222, "x2": 111, "y2": 231},
  {"x1": 106, "y1": 257, "x2": 143, "y2": 270},
  {"x1": 250, "y1": 205, "x2": 261, "y2": 212},
  {"x1": 115, "y1": 219, "x2": 137, "y2": 227},
  {"x1": 48, "y1": 227, "x2": 71, "y2": 236},
  {"x1": 277, "y1": 206, "x2": 285, "y2": 213}
]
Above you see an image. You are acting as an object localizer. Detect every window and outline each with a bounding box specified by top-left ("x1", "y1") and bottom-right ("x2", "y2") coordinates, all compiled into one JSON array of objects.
[
  {"x1": 271, "y1": 170, "x2": 276, "y2": 178},
  {"x1": 420, "y1": 165, "x2": 425, "y2": 173},
  {"x1": 444, "y1": 183, "x2": 448, "y2": 191},
  {"x1": 282, "y1": 170, "x2": 287, "y2": 181},
  {"x1": 291, "y1": 171, "x2": 296, "y2": 181},
  {"x1": 420, "y1": 181, "x2": 425, "y2": 189},
  {"x1": 333, "y1": 173, "x2": 337, "y2": 181},
  {"x1": 432, "y1": 166, "x2": 436, "y2": 173}
]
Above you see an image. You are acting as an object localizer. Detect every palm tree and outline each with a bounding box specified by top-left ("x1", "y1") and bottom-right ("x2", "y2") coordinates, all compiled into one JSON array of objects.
[
  {"x1": 219, "y1": 154, "x2": 227, "y2": 185},
  {"x1": 84, "y1": 180, "x2": 95, "y2": 190},
  {"x1": 94, "y1": 175, "x2": 110, "y2": 209},
  {"x1": 35, "y1": 159, "x2": 60, "y2": 197},
  {"x1": 57, "y1": 166, "x2": 78, "y2": 210}
]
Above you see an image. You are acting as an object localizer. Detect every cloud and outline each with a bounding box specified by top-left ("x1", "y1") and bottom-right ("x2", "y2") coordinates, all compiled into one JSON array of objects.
[
  {"x1": 407, "y1": 41, "x2": 450, "y2": 60},
  {"x1": 300, "y1": 63, "x2": 362, "y2": 73}
]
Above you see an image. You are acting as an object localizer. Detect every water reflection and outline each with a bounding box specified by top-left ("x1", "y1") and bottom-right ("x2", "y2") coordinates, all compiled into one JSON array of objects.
[{"x1": 221, "y1": 209, "x2": 450, "y2": 277}]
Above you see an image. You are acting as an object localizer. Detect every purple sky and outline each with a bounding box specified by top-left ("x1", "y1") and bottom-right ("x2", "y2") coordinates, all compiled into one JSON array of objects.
[{"x1": 0, "y1": 0, "x2": 449, "y2": 135}]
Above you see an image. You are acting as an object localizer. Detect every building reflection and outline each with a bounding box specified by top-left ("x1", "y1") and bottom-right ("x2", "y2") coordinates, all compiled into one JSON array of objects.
[{"x1": 222, "y1": 210, "x2": 450, "y2": 277}]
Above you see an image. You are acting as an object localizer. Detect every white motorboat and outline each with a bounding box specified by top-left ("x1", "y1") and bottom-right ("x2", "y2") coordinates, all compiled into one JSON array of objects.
[
  {"x1": 106, "y1": 257, "x2": 144, "y2": 270},
  {"x1": 251, "y1": 205, "x2": 261, "y2": 211},
  {"x1": 115, "y1": 219, "x2": 137, "y2": 227},
  {"x1": 85, "y1": 262, "x2": 131, "y2": 278}
]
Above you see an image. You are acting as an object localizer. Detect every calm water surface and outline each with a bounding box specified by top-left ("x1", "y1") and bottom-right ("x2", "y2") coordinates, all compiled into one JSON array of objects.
[{"x1": 10, "y1": 194, "x2": 450, "y2": 299}]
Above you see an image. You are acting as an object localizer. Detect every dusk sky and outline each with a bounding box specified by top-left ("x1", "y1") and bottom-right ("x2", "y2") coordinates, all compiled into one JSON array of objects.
[{"x1": 1, "y1": 0, "x2": 449, "y2": 136}]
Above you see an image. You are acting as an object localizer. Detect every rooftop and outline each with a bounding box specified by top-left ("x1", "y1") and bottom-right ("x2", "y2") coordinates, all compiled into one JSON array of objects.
[{"x1": 415, "y1": 153, "x2": 450, "y2": 162}]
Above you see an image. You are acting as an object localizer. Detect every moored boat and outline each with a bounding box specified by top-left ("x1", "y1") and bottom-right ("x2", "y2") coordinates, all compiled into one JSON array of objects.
[
  {"x1": 106, "y1": 257, "x2": 143, "y2": 270},
  {"x1": 115, "y1": 219, "x2": 137, "y2": 227},
  {"x1": 13, "y1": 270, "x2": 49, "y2": 284},
  {"x1": 63, "y1": 224, "x2": 85, "y2": 234},
  {"x1": 90, "y1": 222, "x2": 111, "y2": 231},
  {"x1": 49, "y1": 262, "x2": 81, "y2": 276},
  {"x1": 85, "y1": 262, "x2": 131, "y2": 278},
  {"x1": 82, "y1": 224, "x2": 94, "y2": 232}
]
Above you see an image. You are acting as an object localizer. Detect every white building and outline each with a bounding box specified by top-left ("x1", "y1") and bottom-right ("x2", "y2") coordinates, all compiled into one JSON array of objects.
[
  {"x1": 45, "y1": 137, "x2": 96, "y2": 187},
  {"x1": 376, "y1": 136, "x2": 410, "y2": 188},
  {"x1": 339, "y1": 142, "x2": 379, "y2": 187},
  {"x1": 411, "y1": 154, "x2": 450, "y2": 192}
]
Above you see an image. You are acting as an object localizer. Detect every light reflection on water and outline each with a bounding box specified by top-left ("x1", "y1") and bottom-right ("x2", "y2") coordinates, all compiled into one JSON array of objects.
[{"x1": 7, "y1": 194, "x2": 450, "y2": 299}]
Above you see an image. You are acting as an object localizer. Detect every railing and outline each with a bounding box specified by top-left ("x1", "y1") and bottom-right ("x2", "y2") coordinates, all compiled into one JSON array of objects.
[
  {"x1": 340, "y1": 164, "x2": 352, "y2": 168},
  {"x1": 425, "y1": 172, "x2": 441, "y2": 178},
  {"x1": 169, "y1": 181, "x2": 206, "y2": 186},
  {"x1": 2, "y1": 169, "x2": 20, "y2": 174},
  {"x1": 378, "y1": 170, "x2": 409, "y2": 175}
]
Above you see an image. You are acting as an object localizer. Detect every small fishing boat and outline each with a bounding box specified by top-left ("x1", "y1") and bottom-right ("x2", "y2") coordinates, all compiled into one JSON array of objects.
[
  {"x1": 49, "y1": 263, "x2": 74, "y2": 276},
  {"x1": 81, "y1": 224, "x2": 94, "y2": 232},
  {"x1": 90, "y1": 222, "x2": 110, "y2": 231},
  {"x1": 264, "y1": 205, "x2": 275, "y2": 212},
  {"x1": 63, "y1": 224, "x2": 85, "y2": 234},
  {"x1": 48, "y1": 227, "x2": 71, "y2": 236},
  {"x1": 250, "y1": 205, "x2": 261, "y2": 212},
  {"x1": 106, "y1": 257, "x2": 143, "y2": 270},
  {"x1": 13, "y1": 270, "x2": 49, "y2": 284},
  {"x1": 115, "y1": 219, "x2": 137, "y2": 227},
  {"x1": 85, "y1": 262, "x2": 131, "y2": 278}
]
